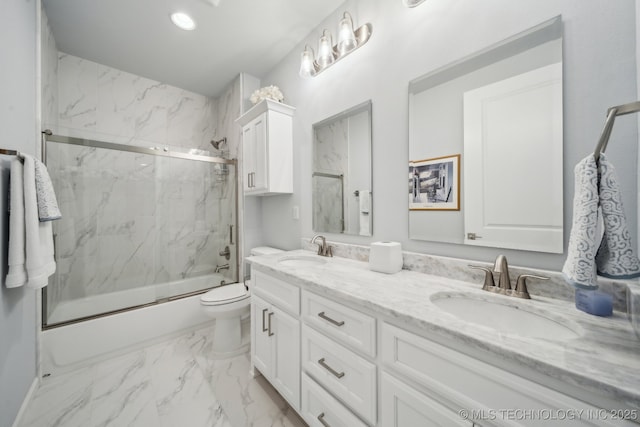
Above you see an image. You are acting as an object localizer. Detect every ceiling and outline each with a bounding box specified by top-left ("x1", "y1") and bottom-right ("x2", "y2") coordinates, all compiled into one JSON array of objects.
[{"x1": 42, "y1": 0, "x2": 345, "y2": 97}]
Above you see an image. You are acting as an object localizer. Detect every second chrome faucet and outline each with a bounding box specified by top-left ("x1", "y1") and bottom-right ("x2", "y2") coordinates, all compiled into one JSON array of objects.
[
  {"x1": 311, "y1": 235, "x2": 333, "y2": 257},
  {"x1": 470, "y1": 255, "x2": 548, "y2": 299}
]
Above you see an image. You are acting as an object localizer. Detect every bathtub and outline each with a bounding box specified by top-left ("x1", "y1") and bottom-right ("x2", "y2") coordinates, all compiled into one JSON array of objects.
[{"x1": 41, "y1": 274, "x2": 233, "y2": 375}]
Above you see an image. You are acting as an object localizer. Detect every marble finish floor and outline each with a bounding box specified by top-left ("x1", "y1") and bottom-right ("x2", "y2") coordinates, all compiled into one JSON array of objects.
[{"x1": 19, "y1": 325, "x2": 306, "y2": 427}]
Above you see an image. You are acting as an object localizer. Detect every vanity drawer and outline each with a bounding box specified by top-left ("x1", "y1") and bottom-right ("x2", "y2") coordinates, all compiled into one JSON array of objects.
[
  {"x1": 381, "y1": 323, "x2": 635, "y2": 427},
  {"x1": 302, "y1": 291, "x2": 376, "y2": 357},
  {"x1": 252, "y1": 270, "x2": 300, "y2": 315},
  {"x1": 302, "y1": 324, "x2": 376, "y2": 425},
  {"x1": 301, "y1": 373, "x2": 367, "y2": 427}
]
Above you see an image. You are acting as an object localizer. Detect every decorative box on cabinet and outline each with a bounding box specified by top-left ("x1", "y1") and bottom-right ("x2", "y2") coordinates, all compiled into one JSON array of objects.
[
  {"x1": 235, "y1": 99, "x2": 295, "y2": 196},
  {"x1": 251, "y1": 271, "x2": 301, "y2": 410}
]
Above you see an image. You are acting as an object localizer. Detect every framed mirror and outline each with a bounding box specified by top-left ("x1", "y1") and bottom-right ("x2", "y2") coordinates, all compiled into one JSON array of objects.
[
  {"x1": 313, "y1": 101, "x2": 372, "y2": 236},
  {"x1": 408, "y1": 16, "x2": 563, "y2": 253}
]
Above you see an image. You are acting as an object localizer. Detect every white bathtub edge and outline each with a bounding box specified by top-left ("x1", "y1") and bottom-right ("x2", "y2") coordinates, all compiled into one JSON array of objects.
[{"x1": 41, "y1": 293, "x2": 213, "y2": 375}]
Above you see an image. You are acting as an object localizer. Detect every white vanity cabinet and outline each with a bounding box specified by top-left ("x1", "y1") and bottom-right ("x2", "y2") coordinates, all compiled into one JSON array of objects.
[
  {"x1": 381, "y1": 372, "x2": 472, "y2": 427},
  {"x1": 300, "y1": 291, "x2": 377, "y2": 426},
  {"x1": 381, "y1": 323, "x2": 636, "y2": 427},
  {"x1": 251, "y1": 271, "x2": 301, "y2": 410},
  {"x1": 235, "y1": 99, "x2": 295, "y2": 196},
  {"x1": 250, "y1": 262, "x2": 638, "y2": 427}
]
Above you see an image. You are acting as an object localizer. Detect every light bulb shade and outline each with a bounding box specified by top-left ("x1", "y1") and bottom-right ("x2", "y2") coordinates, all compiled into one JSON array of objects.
[
  {"x1": 299, "y1": 47, "x2": 316, "y2": 78},
  {"x1": 337, "y1": 13, "x2": 357, "y2": 56},
  {"x1": 317, "y1": 31, "x2": 335, "y2": 68},
  {"x1": 170, "y1": 12, "x2": 196, "y2": 30}
]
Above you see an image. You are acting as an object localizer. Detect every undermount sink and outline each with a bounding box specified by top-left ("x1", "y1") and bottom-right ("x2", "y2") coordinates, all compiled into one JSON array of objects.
[
  {"x1": 430, "y1": 293, "x2": 581, "y2": 340},
  {"x1": 277, "y1": 255, "x2": 327, "y2": 268}
]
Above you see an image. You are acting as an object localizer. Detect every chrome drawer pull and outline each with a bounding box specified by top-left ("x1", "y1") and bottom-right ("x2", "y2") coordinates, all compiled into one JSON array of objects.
[
  {"x1": 317, "y1": 412, "x2": 330, "y2": 427},
  {"x1": 261, "y1": 308, "x2": 268, "y2": 332},
  {"x1": 318, "y1": 311, "x2": 345, "y2": 327},
  {"x1": 268, "y1": 311, "x2": 274, "y2": 336},
  {"x1": 318, "y1": 358, "x2": 345, "y2": 379}
]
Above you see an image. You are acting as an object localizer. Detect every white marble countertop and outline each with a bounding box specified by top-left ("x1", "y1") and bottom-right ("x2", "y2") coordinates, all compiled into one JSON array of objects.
[{"x1": 248, "y1": 249, "x2": 640, "y2": 410}]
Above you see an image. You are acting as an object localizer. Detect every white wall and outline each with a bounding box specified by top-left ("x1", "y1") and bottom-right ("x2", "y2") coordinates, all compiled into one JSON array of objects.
[
  {"x1": 0, "y1": 0, "x2": 39, "y2": 424},
  {"x1": 258, "y1": 0, "x2": 638, "y2": 271}
]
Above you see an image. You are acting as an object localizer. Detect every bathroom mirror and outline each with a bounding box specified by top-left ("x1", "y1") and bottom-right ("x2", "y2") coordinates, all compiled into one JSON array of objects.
[
  {"x1": 313, "y1": 101, "x2": 372, "y2": 236},
  {"x1": 408, "y1": 16, "x2": 563, "y2": 253}
]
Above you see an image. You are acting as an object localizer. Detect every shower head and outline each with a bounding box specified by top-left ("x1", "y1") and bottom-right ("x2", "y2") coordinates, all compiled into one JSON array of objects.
[{"x1": 210, "y1": 137, "x2": 227, "y2": 150}]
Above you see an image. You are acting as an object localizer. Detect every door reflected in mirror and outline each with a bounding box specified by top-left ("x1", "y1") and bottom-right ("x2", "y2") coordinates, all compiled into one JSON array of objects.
[
  {"x1": 408, "y1": 16, "x2": 563, "y2": 253},
  {"x1": 313, "y1": 101, "x2": 372, "y2": 236}
]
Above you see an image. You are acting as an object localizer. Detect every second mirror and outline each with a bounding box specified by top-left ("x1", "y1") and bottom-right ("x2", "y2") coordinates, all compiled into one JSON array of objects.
[{"x1": 312, "y1": 101, "x2": 372, "y2": 236}]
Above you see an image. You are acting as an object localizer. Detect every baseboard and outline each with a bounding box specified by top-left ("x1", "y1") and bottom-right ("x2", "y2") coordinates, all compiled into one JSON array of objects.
[{"x1": 11, "y1": 376, "x2": 39, "y2": 427}]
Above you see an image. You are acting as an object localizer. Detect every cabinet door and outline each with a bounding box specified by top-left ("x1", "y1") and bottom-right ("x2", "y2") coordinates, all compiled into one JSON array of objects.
[
  {"x1": 272, "y1": 305, "x2": 301, "y2": 410},
  {"x1": 243, "y1": 112, "x2": 268, "y2": 194},
  {"x1": 381, "y1": 373, "x2": 471, "y2": 427},
  {"x1": 252, "y1": 295, "x2": 272, "y2": 377}
]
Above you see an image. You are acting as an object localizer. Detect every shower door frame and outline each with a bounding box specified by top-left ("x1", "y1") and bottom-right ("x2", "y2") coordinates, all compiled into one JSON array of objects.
[{"x1": 41, "y1": 131, "x2": 239, "y2": 330}]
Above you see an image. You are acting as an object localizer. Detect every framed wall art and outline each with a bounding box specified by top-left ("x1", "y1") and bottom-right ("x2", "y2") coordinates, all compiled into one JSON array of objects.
[{"x1": 409, "y1": 154, "x2": 460, "y2": 211}]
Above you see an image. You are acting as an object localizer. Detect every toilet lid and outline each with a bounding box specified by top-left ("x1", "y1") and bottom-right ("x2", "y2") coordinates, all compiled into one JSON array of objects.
[{"x1": 201, "y1": 283, "x2": 249, "y2": 305}]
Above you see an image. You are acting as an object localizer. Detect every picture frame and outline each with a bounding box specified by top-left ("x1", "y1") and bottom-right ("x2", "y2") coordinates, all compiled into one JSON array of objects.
[{"x1": 409, "y1": 154, "x2": 460, "y2": 211}]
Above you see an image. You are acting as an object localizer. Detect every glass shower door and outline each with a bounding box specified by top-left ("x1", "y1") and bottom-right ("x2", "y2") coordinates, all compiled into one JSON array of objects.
[{"x1": 44, "y1": 135, "x2": 237, "y2": 327}]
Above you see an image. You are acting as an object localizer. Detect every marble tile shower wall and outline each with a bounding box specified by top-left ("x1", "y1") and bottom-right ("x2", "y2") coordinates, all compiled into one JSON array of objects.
[
  {"x1": 55, "y1": 53, "x2": 217, "y2": 152},
  {"x1": 41, "y1": 51, "x2": 240, "y2": 313},
  {"x1": 47, "y1": 144, "x2": 236, "y2": 307}
]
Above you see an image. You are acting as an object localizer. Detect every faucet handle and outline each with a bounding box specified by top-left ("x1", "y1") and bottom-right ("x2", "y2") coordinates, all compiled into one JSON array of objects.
[
  {"x1": 326, "y1": 245, "x2": 333, "y2": 257},
  {"x1": 469, "y1": 265, "x2": 495, "y2": 291},
  {"x1": 513, "y1": 274, "x2": 549, "y2": 299}
]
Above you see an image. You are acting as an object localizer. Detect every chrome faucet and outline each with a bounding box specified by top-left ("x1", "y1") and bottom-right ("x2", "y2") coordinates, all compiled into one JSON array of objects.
[
  {"x1": 494, "y1": 255, "x2": 511, "y2": 293},
  {"x1": 215, "y1": 263, "x2": 229, "y2": 273},
  {"x1": 469, "y1": 255, "x2": 548, "y2": 299},
  {"x1": 311, "y1": 235, "x2": 333, "y2": 257}
]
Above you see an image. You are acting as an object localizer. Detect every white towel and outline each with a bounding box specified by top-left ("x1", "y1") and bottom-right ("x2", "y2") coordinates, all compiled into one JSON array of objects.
[
  {"x1": 595, "y1": 154, "x2": 640, "y2": 279},
  {"x1": 34, "y1": 158, "x2": 61, "y2": 221},
  {"x1": 5, "y1": 154, "x2": 57, "y2": 289},
  {"x1": 358, "y1": 190, "x2": 371, "y2": 236},
  {"x1": 563, "y1": 154, "x2": 640, "y2": 289},
  {"x1": 359, "y1": 190, "x2": 370, "y2": 214},
  {"x1": 5, "y1": 158, "x2": 27, "y2": 288}
]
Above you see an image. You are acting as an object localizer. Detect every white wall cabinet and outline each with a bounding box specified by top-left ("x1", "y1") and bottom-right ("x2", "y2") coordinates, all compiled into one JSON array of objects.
[
  {"x1": 251, "y1": 271, "x2": 300, "y2": 410},
  {"x1": 236, "y1": 99, "x2": 295, "y2": 196}
]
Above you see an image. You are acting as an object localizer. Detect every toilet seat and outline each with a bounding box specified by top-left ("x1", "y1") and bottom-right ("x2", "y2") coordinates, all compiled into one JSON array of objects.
[{"x1": 201, "y1": 283, "x2": 249, "y2": 306}]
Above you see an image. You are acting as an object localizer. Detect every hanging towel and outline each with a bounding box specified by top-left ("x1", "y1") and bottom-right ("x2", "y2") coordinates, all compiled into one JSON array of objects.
[
  {"x1": 595, "y1": 154, "x2": 640, "y2": 279},
  {"x1": 5, "y1": 158, "x2": 28, "y2": 288},
  {"x1": 5, "y1": 154, "x2": 57, "y2": 289},
  {"x1": 359, "y1": 190, "x2": 371, "y2": 236},
  {"x1": 562, "y1": 154, "x2": 600, "y2": 289},
  {"x1": 34, "y1": 158, "x2": 61, "y2": 221},
  {"x1": 563, "y1": 153, "x2": 640, "y2": 289}
]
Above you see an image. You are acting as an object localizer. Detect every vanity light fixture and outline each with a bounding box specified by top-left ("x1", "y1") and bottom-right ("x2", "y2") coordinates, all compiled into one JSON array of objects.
[
  {"x1": 317, "y1": 30, "x2": 335, "y2": 68},
  {"x1": 403, "y1": 0, "x2": 427, "y2": 7},
  {"x1": 170, "y1": 12, "x2": 196, "y2": 31},
  {"x1": 298, "y1": 11, "x2": 372, "y2": 78}
]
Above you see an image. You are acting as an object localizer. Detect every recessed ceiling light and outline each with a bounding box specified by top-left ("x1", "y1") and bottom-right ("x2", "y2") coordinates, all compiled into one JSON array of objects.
[{"x1": 170, "y1": 12, "x2": 196, "y2": 31}]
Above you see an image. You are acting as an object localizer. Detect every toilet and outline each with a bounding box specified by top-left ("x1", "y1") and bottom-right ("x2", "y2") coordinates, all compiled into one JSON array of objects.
[{"x1": 200, "y1": 246, "x2": 283, "y2": 356}]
